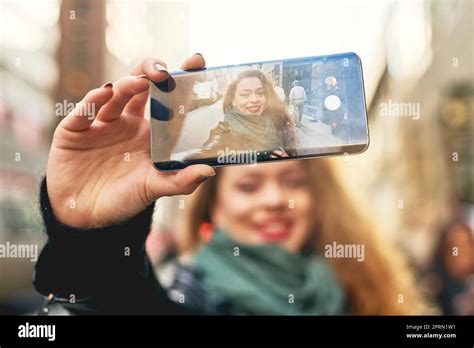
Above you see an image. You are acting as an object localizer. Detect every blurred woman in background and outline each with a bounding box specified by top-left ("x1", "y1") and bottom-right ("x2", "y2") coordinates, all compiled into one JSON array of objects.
[
  {"x1": 169, "y1": 159, "x2": 427, "y2": 315},
  {"x1": 422, "y1": 222, "x2": 474, "y2": 315}
]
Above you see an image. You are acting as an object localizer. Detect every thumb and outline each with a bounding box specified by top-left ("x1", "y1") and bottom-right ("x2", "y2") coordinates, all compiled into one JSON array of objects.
[
  {"x1": 172, "y1": 164, "x2": 216, "y2": 195},
  {"x1": 147, "y1": 164, "x2": 216, "y2": 200}
]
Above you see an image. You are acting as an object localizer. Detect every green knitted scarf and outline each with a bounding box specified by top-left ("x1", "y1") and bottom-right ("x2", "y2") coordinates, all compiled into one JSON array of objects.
[{"x1": 193, "y1": 230, "x2": 347, "y2": 315}]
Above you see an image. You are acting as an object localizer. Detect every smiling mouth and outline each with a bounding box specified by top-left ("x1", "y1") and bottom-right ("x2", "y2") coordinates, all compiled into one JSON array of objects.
[
  {"x1": 246, "y1": 105, "x2": 261, "y2": 113},
  {"x1": 255, "y1": 221, "x2": 293, "y2": 243}
]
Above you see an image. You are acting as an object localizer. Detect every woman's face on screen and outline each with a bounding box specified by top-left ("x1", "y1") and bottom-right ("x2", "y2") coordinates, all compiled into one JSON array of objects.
[
  {"x1": 232, "y1": 77, "x2": 267, "y2": 116},
  {"x1": 211, "y1": 161, "x2": 313, "y2": 252}
]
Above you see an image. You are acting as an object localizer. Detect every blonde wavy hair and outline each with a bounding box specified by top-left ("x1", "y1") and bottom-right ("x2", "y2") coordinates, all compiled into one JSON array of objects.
[{"x1": 178, "y1": 158, "x2": 427, "y2": 315}]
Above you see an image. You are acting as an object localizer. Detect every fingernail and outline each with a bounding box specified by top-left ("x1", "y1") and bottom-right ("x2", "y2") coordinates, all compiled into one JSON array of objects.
[
  {"x1": 136, "y1": 74, "x2": 149, "y2": 80},
  {"x1": 102, "y1": 82, "x2": 113, "y2": 88},
  {"x1": 193, "y1": 53, "x2": 203, "y2": 57},
  {"x1": 154, "y1": 64, "x2": 168, "y2": 72}
]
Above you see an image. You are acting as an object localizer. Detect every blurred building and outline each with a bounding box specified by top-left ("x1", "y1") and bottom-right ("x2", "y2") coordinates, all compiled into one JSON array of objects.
[{"x1": 0, "y1": 0, "x2": 59, "y2": 313}]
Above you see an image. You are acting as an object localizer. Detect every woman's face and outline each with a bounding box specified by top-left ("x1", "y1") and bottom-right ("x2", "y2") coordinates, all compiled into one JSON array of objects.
[
  {"x1": 211, "y1": 161, "x2": 314, "y2": 252},
  {"x1": 444, "y1": 225, "x2": 474, "y2": 280},
  {"x1": 232, "y1": 77, "x2": 267, "y2": 116}
]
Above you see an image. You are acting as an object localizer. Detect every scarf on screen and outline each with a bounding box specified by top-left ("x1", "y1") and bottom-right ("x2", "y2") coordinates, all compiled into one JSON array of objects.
[
  {"x1": 224, "y1": 106, "x2": 283, "y2": 150},
  {"x1": 192, "y1": 230, "x2": 347, "y2": 315}
]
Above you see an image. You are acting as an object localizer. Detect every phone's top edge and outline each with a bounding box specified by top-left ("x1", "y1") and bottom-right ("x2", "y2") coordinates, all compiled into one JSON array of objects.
[{"x1": 169, "y1": 52, "x2": 361, "y2": 76}]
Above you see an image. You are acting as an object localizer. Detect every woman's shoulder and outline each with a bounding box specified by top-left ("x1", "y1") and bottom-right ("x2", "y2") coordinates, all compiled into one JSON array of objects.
[{"x1": 156, "y1": 259, "x2": 230, "y2": 315}]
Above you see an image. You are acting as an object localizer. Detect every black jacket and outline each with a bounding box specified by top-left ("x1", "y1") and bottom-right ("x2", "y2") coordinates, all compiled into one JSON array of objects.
[{"x1": 34, "y1": 178, "x2": 224, "y2": 315}]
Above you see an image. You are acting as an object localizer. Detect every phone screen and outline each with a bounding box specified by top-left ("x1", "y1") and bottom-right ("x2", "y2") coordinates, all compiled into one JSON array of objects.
[{"x1": 150, "y1": 52, "x2": 369, "y2": 171}]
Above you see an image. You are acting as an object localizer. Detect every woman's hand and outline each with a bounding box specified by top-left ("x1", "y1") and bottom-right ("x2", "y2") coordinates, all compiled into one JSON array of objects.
[
  {"x1": 269, "y1": 147, "x2": 290, "y2": 158},
  {"x1": 46, "y1": 54, "x2": 215, "y2": 228}
]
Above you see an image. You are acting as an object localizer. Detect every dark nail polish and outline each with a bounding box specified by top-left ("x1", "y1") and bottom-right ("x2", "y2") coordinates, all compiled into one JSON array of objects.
[
  {"x1": 102, "y1": 82, "x2": 113, "y2": 88},
  {"x1": 193, "y1": 53, "x2": 203, "y2": 57}
]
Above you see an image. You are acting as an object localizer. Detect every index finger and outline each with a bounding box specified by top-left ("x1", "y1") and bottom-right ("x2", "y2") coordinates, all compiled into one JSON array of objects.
[
  {"x1": 130, "y1": 57, "x2": 169, "y2": 83},
  {"x1": 180, "y1": 53, "x2": 206, "y2": 70}
]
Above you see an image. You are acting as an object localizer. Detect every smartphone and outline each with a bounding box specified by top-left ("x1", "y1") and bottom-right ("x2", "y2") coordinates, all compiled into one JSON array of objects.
[{"x1": 150, "y1": 52, "x2": 369, "y2": 171}]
